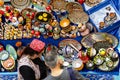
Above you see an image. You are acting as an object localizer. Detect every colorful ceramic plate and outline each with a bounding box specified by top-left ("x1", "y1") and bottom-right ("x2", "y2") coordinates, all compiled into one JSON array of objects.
[
  {"x1": 98, "y1": 58, "x2": 119, "y2": 71},
  {"x1": 35, "y1": 12, "x2": 53, "y2": 23},
  {"x1": 85, "y1": 0, "x2": 102, "y2": 7},
  {"x1": 11, "y1": 0, "x2": 30, "y2": 9},
  {"x1": 81, "y1": 32, "x2": 118, "y2": 48},
  {"x1": 6, "y1": 44, "x2": 17, "y2": 60},
  {"x1": 68, "y1": 11, "x2": 89, "y2": 24},
  {"x1": 66, "y1": 2, "x2": 83, "y2": 13},
  {"x1": 59, "y1": 39, "x2": 82, "y2": 51},
  {"x1": 21, "y1": 8, "x2": 37, "y2": 19},
  {"x1": 50, "y1": 0, "x2": 67, "y2": 10},
  {"x1": 1, "y1": 56, "x2": 15, "y2": 71},
  {"x1": 0, "y1": 50, "x2": 9, "y2": 61},
  {"x1": 93, "y1": 41, "x2": 113, "y2": 52}
]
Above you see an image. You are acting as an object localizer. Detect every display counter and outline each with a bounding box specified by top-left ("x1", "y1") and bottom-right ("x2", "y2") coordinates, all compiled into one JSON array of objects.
[
  {"x1": 0, "y1": 0, "x2": 120, "y2": 80},
  {"x1": 0, "y1": 27, "x2": 119, "y2": 80}
]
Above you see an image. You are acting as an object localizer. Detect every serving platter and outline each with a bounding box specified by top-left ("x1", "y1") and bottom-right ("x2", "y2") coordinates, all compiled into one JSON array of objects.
[
  {"x1": 50, "y1": 0, "x2": 67, "y2": 11},
  {"x1": 81, "y1": 32, "x2": 118, "y2": 48},
  {"x1": 98, "y1": 58, "x2": 119, "y2": 71},
  {"x1": 85, "y1": 0, "x2": 102, "y2": 7},
  {"x1": 68, "y1": 11, "x2": 89, "y2": 24},
  {"x1": 1, "y1": 56, "x2": 15, "y2": 71},
  {"x1": 58, "y1": 39, "x2": 82, "y2": 65},
  {"x1": 21, "y1": 8, "x2": 37, "y2": 19},
  {"x1": 6, "y1": 44, "x2": 17, "y2": 60},
  {"x1": 59, "y1": 39, "x2": 82, "y2": 50},
  {"x1": 35, "y1": 11, "x2": 53, "y2": 23},
  {"x1": 66, "y1": 2, "x2": 89, "y2": 24},
  {"x1": 11, "y1": 0, "x2": 30, "y2": 9},
  {"x1": 85, "y1": 46, "x2": 119, "y2": 71},
  {"x1": 66, "y1": 2, "x2": 83, "y2": 13}
]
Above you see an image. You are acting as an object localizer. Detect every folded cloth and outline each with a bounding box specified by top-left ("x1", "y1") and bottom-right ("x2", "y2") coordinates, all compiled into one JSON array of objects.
[{"x1": 30, "y1": 39, "x2": 45, "y2": 52}]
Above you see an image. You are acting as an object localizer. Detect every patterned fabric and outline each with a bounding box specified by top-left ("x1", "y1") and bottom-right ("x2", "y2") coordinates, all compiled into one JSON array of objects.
[
  {"x1": 18, "y1": 55, "x2": 40, "y2": 80},
  {"x1": 112, "y1": 0, "x2": 119, "y2": 11},
  {"x1": 30, "y1": 39, "x2": 45, "y2": 52}
]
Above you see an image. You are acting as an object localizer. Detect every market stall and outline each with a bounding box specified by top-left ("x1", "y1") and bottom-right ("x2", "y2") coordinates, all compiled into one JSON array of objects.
[{"x1": 0, "y1": 0, "x2": 120, "y2": 80}]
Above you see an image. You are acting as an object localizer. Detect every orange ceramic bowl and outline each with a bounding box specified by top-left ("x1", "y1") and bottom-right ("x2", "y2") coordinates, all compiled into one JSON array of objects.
[{"x1": 1, "y1": 56, "x2": 15, "y2": 71}]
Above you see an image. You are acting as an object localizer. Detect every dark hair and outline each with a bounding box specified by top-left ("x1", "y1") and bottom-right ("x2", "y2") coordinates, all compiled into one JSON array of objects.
[
  {"x1": 17, "y1": 46, "x2": 26, "y2": 59},
  {"x1": 23, "y1": 45, "x2": 40, "y2": 56},
  {"x1": 44, "y1": 45, "x2": 58, "y2": 68},
  {"x1": 17, "y1": 46, "x2": 25, "y2": 50}
]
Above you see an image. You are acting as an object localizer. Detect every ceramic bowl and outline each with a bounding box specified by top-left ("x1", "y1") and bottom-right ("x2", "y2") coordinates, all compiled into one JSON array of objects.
[{"x1": 0, "y1": 50, "x2": 9, "y2": 61}]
